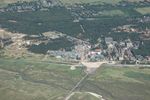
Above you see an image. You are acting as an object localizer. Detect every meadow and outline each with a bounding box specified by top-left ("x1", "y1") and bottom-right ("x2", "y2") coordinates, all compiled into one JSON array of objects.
[
  {"x1": 0, "y1": 57, "x2": 150, "y2": 100},
  {"x1": 135, "y1": 7, "x2": 150, "y2": 15},
  {"x1": 78, "y1": 65, "x2": 150, "y2": 100}
]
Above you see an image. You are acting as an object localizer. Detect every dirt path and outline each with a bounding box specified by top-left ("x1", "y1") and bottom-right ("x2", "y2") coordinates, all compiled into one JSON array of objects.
[
  {"x1": 65, "y1": 92, "x2": 105, "y2": 100},
  {"x1": 64, "y1": 61, "x2": 109, "y2": 100},
  {"x1": 81, "y1": 61, "x2": 108, "y2": 74},
  {"x1": 64, "y1": 73, "x2": 89, "y2": 100}
]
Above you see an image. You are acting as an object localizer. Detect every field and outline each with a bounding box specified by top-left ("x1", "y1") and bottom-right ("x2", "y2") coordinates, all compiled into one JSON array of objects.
[
  {"x1": 78, "y1": 66, "x2": 150, "y2": 100},
  {"x1": 135, "y1": 7, "x2": 150, "y2": 15},
  {"x1": 0, "y1": 57, "x2": 85, "y2": 100},
  {"x1": 0, "y1": 57, "x2": 150, "y2": 100}
]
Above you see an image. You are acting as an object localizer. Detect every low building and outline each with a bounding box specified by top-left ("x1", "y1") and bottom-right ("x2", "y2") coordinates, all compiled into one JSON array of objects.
[
  {"x1": 105, "y1": 37, "x2": 113, "y2": 45},
  {"x1": 0, "y1": 33, "x2": 12, "y2": 48}
]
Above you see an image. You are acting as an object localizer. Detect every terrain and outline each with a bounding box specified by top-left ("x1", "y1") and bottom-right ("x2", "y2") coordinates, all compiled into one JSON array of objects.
[
  {"x1": 0, "y1": 57, "x2": 150, "y2": 100},
  {"x1": 0, "y1": 0, "x2": 150, "y2": 100}
]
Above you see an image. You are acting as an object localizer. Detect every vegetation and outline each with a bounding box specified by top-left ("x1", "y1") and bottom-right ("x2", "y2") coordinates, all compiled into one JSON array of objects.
[
  {"x1": 135, "y1": 7, "x2": 150, "y2": 15},
  {"x1": 133, "y1": 40, "x2": 150, "y2": 56},
  {"x1": 70, "y1": 92, "x2": 100, "y2": 100},
  {"x1": 0, "y1": 57, "x2": 85, "y2": 100},
  {"x1": 28, "y1": 37, "x2": 74, "y2": 54},
  {"x1": 0, "y1": 57, "x2": 150, "y2": 100},
  {"x1": 0, "y1": 7, "x2": 81, "y2": 36},
  {"x1": 79, "y1": 66, "x2": 150, "y2": 100},
  {"x1": 0, "y1": 1, "x2": 150, "y2": 100},
  {"x1": 100, "y1": 10, "x2": 125, "y2": 16},
  {"x1": 60, "y1": 0, "x2": 122, "y2": 5},
  {"x1": 0, "y1": 0, "x2": 33, "y2": 8}
]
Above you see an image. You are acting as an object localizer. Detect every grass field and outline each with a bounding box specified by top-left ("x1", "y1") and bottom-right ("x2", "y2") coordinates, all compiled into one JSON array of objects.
[
  {"x1": 0, "y1": 57, "x2": 150, "y2": 100},
  {"x1": 79, "y1": 66, "x2": 150, "y2": 100},
  {"x1": 0, "y1": 57, "x2": 85, "y2": 100},
  {"x1": 135, "y1": 7, "x2": 150, "y2": 15},
  {"x1": 70, "y1": 92, "x2": 100, "y2": 100},
  {"x1": 100, "y1": 10, "x2": 125, "y2": 16}
]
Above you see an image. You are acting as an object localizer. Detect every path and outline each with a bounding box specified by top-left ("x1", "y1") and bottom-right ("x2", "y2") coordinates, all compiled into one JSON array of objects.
[
  {"x1": 81, "y1": 61, "x2": 108, "y2": 74},
  {"x1": 64, "y1": 61, "x2": 108, "y2": 100},
  {"x1": 64, "y1": 73, "x2": 89, "y2": 100},
  {"x1": 65, "y1": 92, "x2": 105, "y2": 100}
]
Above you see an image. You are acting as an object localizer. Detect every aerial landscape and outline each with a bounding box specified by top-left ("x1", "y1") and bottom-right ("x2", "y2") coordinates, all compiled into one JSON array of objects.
[{"x1": 0, "y1": 0, "x2": 150, "y2": 100}]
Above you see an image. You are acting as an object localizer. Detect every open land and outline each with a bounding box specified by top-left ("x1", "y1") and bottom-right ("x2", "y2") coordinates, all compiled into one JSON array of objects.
[{"x1": 0, "y1": 57, "x2": 150, "y2": 100}]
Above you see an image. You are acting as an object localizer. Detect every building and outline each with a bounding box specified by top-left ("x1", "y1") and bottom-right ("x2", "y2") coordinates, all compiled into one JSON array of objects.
[
  {"x1": 0, "y1": 33, "x2": 12, "y2": 48},
  {"x1": 105, "y1": 37, "x2": 113, "y2": 45}
]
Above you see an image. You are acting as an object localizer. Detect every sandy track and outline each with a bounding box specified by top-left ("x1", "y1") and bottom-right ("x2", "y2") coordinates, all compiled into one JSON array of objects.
[{"x1": 81, "y1": 61, "x2": 108, "y2": 74}]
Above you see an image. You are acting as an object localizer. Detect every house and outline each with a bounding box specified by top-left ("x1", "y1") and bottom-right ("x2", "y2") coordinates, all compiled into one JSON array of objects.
[
  {"x1": 0, "y1": 33, "x2": 12, "y2": 48},
  {"x1": 120, "y1": 41, "x2": 126, "y2": 47},
  {"x1": 125, "y1": 39, "x2": 133, "y2": 48},
  {"x1": 105, "y1": 37, "x2": 113, "y2": 45},
  {"x1": 126, "y1": 42, "x2": 133, "y2": 48},
  {"x1": 146, "y1": 56, "x2": 150, "y2": 61}
]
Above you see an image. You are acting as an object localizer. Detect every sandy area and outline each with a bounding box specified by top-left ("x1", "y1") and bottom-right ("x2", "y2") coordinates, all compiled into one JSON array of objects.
[{"x1": 81, "y1": 61, "x2": 108, "y2": 74}]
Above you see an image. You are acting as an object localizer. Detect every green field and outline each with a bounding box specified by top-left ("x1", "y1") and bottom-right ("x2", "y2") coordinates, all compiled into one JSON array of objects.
[
  {"x1": 0, "y1": 57, "x2": 85, "y2": 100},
  {"x1": 0, "y1": 57, "x2": 150, "y2": 100},
  {"x1": 100, "y1": 10, "x2": 125, "y2": 16},
  {"x1": 135, "y1": 7, "x2": 150, "y2": 15},
  {"x1": 79, "y1": 66, "x2": 150, "y2": 100},
  {"x1": 70, "y1": 92, "x2": 100, "y2": 100}
]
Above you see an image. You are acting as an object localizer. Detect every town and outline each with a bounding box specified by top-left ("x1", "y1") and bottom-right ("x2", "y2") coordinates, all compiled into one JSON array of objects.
[
  {"x1": 0, "y1": 0, "x2": 150, "y2": 65},
  {"x1": 0, "y1": 28, "x2": 150, "y2": 65}
]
